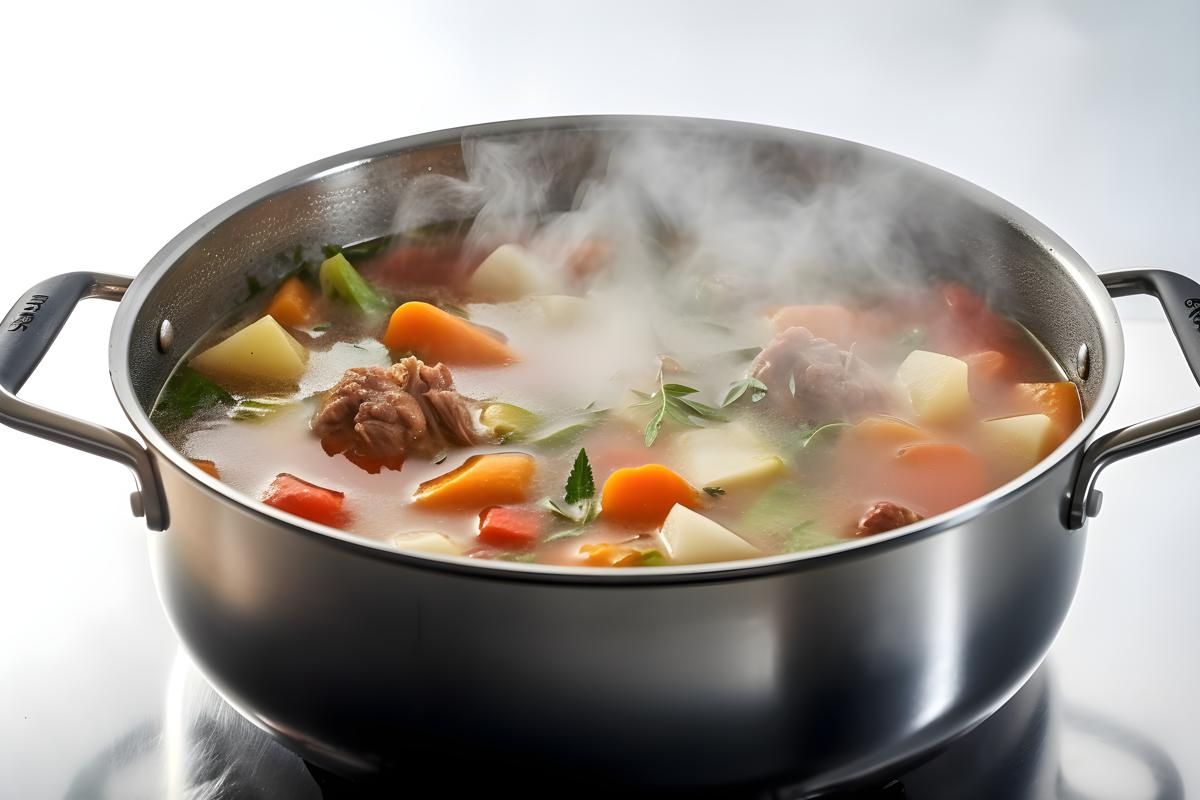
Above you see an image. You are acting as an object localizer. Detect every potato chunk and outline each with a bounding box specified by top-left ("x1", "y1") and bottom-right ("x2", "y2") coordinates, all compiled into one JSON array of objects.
[
  {"x1": 391, "y1": 531, "x2": 462, "y2": 556},
  {"x1": 189, "y1": 315, "x2": 309, "y2": 387},
  {"x1": 660, "y1": 504, "x2": 760, "y2": 565},
  {"x1": 674, "y1": 422, "x2": 785, "y2": 493},
  {"x1": 896, "y1": 350, "x2": 970, "y2": 424},
  {"x1": 980, "y1": 413, "x2": 1057, "y2": 472},
  {"x1": 467, "y1": 244, "x2": 547, "y2": 301}
]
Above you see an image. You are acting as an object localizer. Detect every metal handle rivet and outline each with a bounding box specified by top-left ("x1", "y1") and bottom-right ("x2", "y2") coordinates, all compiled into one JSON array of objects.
[
  {"x1": 157, "y1": 319, "x2": 175, "y2": 353},
  {"x1": 1085, "y1": 489, "x2": 1103, "y2": 518},
  {"x1": 1077, "y1": 342, "x2": 1090, "y2": 381},
  {"x1": 130, "y1": 491, "x2": 145, "y2": 518}
]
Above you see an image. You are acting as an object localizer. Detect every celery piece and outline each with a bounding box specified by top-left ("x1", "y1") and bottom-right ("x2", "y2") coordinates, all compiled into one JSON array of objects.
[
  {"x1": 480, "y1": 402, "x2": 539, "y2": 442},
  {"x1": 318, "y1": 253, "x2": 389, "y2": 314}
]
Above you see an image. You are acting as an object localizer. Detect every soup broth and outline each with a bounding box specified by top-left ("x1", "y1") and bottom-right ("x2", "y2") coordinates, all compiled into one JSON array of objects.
[{"x1": 152, "y1": 224, "x2": 1080, "y2": 568}]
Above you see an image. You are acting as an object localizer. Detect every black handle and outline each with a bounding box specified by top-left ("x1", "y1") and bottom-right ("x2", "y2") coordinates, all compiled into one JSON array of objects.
[
  {"x1": 0, "y1": 272, "x2": 126, "y2": 393},
  {"x1": 0, "y1": 272, "x2": 167, "y2": 530}
]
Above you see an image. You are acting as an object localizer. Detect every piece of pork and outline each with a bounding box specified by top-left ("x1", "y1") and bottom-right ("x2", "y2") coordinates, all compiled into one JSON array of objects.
[
  {"x1": 750, "y1": 326, "x2": 892, "y2": 424},
  {"x1": 856, "y1": 501, "x2": 923, "y2": 537},
  {"x1": 312, "y1": 357, "x2": 485, "y2": 472}
]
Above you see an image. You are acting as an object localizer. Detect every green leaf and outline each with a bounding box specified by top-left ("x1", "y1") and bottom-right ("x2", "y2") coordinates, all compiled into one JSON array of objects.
[
  {"x1": 150, "y1": 367, "x2": 234, "y2": 430},
  {"x1": 564, "y1": 448, "x2": 596, "y2": 505},
  {"x1": 544, "y1": 526, "x2": 587, "y2": 543},
  {"x1": 640, "y1": 375, "x2": 728, "y2": 447},
  {"x1": 801, "y1": 422, "x2": 852, "y2": 449},
  {"x1": 704, "y1": 486, "x2": 726, "y2": 497},
  {"x1": 677, "y1": 397, "x2": 728, "y2": 421},
  {"x1": 311, "y1": 322, "x2": 333, "y2": 332},
  {"x1": 230, "y1": 396, "x2": 293, "y2": 422},
  {"x1": 245, "y1": 275, "x2": 263, "y2": 299},
  {"x1": 500, "y1": 551, "x2": 539, "y2": 563},
  {"x1": 644, "y1": 402, "x2": 668, "y2": 446},
  {"x1": 722, "y1": 377, "x2": 768, "y2": 407}
]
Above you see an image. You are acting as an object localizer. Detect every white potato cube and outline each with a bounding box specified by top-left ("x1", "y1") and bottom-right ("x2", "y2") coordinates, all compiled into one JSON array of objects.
[
  {"x1": 896, "y1": 350, "x2": 971, "y2": 424},
  {"x1": 533, "y1": 294, "x2": 591, "y2": 327},
  {"x1": 674, "y1": 422, "x2": 786, "y2": 492},
  {"x1": 660, "y1": 504, "x2": 760, "y2": 565},
  {"x1": 391, "y1": 531, "x2": 462, "y2": 556},
  {"x1": 467, "y1": 244, "x2": 547, "y2": 301},
  {"x1": 190, "y1": 315, "x2": 309, "y2": 387},
  {"x1": 981, "y1": 413, "x2": 1056, "y2": 472}
]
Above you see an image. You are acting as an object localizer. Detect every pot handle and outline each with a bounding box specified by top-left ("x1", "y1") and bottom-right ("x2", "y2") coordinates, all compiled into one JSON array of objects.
[
  {"x1": 1067, "y1": 268, "x2": 1200, "y2": 528},
  {"x1": 0, "y1": 273, "x2": 167, "y2": 530}
]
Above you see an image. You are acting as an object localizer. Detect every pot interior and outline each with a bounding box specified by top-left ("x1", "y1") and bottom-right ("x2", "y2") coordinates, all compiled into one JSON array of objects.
[{"x1": 116, "y1": 118, "x2": 1116, "y2": 432}]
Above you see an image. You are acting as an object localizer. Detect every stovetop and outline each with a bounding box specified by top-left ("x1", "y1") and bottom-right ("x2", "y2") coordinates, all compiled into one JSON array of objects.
[{"x1": 3, "y1": 316, "x2": 1198, "y2": 798}]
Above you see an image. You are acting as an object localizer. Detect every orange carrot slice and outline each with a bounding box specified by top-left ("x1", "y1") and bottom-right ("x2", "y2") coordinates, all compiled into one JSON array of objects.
[
  {"x1": 412, "y1": 453, "x2": 535, "y2": 510},
  {"x1": 265, "y1": 277, "x2": 315, "y2": 328},
  {"x1": 892, "y1": 443, "x2": 987, "y2": 514},
  {"x1": 191, "y1": 459, "x2": 220, "y2": 479},
  {"x1": 1012, "y1": 382, "x2": 1083, "y2": 439},
  {"x1": 382, "y1": 301, "x2": 517, "y2": 365},
  {"x1": 600, "y1": 464, "x2": 697, "y2": 528},
  {"x1": 851, "y1": 416, "x2": 929, "y2": 449}
]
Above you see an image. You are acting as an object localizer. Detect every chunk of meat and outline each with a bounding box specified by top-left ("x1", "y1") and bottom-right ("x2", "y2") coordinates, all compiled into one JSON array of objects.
[
  {"x1": 856, "y1": 501, "x2": 923, "y2": 537},
  {"x1": 750, "y1": 326, "x2": 892, "y2": 424},
  {"x1": 312, "y1": 357, "x2": 485, "y2": 472}
]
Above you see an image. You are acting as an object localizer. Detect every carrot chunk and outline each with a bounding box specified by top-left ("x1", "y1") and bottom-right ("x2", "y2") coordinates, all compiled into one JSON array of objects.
[
  {"x1": 1012, "y1": 382, "x2": 1083, "y2": 440},
  {"x1": 412, "y1": 453, "x2": 536, "y2": 510},
  {"x1": 851, "y1": 416, "x2": 929, "y2": 449},
  {"x1": 191, "y1": 459, "x2": 220, "y2": 479},
  {"x1": 265, "y1": 277, "x2": 315, "y2": 328},
  {"x1": 382, "y1": 301, "x2": 517, "y2": 365},
  {"x1": 579, "y1": 542, "x2": 663, "y2": 567},
  {"x1": 262, "y1": 473, "x2": 345, "y2": 527},
  {"x1": 600, "y1": 464, "x2": 697, "y2": 528},
  {"x1": 478, "y1": 506, "x2": 542, "y2": 548},
  {"x1": 891, "y1": 443, "x2": 987, "y2": 515}
]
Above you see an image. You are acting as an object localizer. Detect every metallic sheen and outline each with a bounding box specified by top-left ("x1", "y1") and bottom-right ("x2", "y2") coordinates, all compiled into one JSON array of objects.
[{"x1": 3, "y1": 117, "x2": 1198, "y2": 792}]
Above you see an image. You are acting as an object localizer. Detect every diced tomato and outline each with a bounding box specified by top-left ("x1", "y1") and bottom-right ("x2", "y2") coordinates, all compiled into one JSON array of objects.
[
  {"x1": 262, "y1": 473, "x2": 346, "y2": 527},
  {"x1": 478, "y1": 506, "x2": 542, "y2": 548}
]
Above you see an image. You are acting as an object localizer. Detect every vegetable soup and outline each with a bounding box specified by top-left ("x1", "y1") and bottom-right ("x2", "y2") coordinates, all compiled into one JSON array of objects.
[{"x1": 151, "y1": 224, "x2": 1082, "y2": 568}]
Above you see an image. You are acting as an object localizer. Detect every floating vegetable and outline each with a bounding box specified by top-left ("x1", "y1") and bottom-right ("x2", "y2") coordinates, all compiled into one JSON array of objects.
[
  {"x1": 319, "y1": 253, "x2": 389, "y2": 314},
  {"x1": 383, "y1": 301, "x2": 518, "y2": 365},
  {"x1": 262, "y1": 473, "x2": 345, "y2": 527},
  {"x1": 412, "y1": 453, "x2": 536, "y2": 509},
  {"x1": 189, "y1": 315, "x2": 309, "y2": 387},
  {"x1": 659, "y1": 504, "x2": 759, "y2": 564},
  {"x1": 601, "y1": 464, "x2": 697, "y2": 527},
  {"x1": 265, "y1": 276, "x2": 316, "y2": 328}
]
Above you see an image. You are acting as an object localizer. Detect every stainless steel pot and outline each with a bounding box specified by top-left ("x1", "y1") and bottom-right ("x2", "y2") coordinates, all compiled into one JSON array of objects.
[{"x1": 4, "y1": 117, "x2": 1199, "y2": 794}]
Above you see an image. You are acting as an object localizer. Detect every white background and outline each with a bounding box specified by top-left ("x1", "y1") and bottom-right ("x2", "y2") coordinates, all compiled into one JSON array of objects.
[{"x1": 1, "y1": 2, "x2": 1198, "y2": 796}]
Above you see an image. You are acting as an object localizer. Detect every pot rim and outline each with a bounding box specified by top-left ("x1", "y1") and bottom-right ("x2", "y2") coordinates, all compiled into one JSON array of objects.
[{"x1": 110, "y1": 114, "x2": 1124, "y2": 584}]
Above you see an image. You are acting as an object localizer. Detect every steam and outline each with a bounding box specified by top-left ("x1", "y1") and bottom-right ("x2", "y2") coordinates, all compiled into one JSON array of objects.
[{"x1": 385, "y1": 124, "x2": 984, "y2": 410}]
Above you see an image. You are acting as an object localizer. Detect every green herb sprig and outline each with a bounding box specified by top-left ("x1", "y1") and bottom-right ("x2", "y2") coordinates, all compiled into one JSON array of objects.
[
  {"x1": 722, "y1": 377, "x2": 768, "y2": 407},
  {"x1": 542, "y1": 449, "x2": 599, "y2": 541},
  {"x1": 633, "y1": 375, "x2": 728, "y2": 447}
]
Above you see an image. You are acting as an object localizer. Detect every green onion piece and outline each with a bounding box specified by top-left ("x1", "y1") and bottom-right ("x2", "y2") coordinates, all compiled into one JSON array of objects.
[{"x1": 318, "y1": 253, "x2": 389, "y2": 314}]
